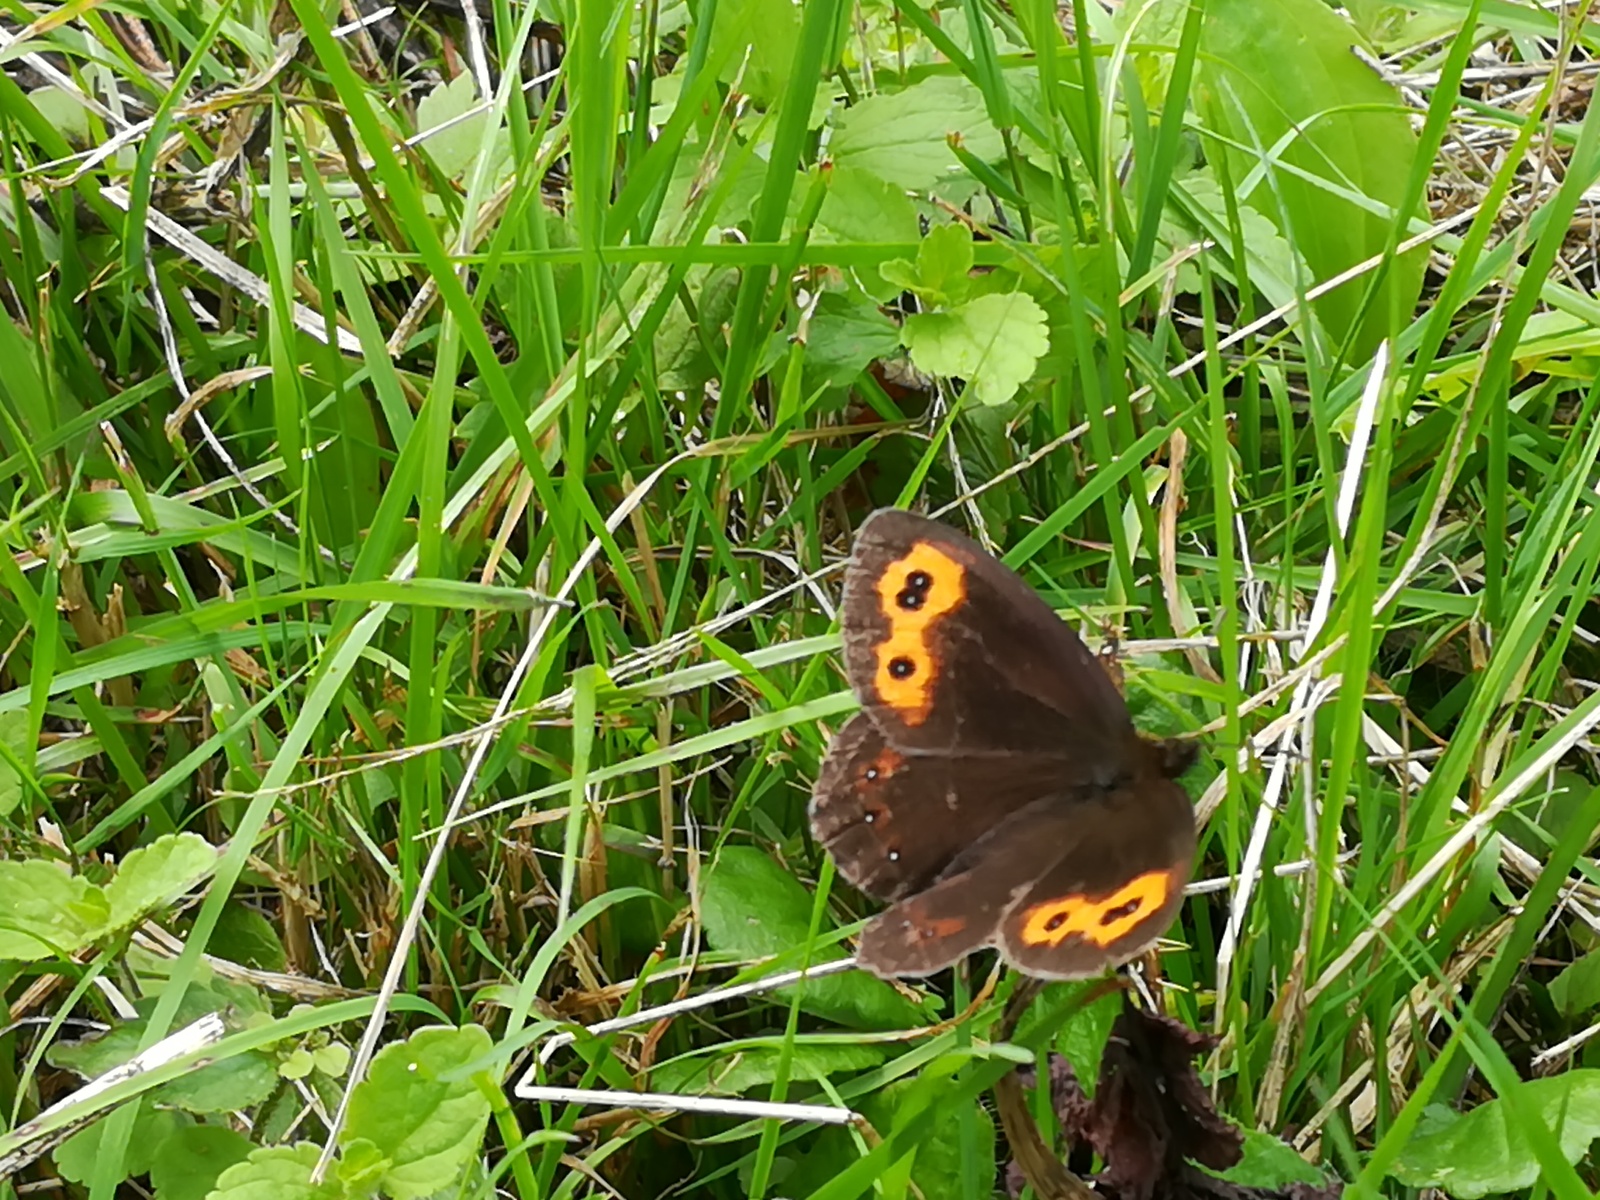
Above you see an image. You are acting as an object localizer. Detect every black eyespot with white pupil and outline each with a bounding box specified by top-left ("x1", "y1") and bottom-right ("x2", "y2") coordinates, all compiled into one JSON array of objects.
[
  {"x1": 895, "y1": 568, "x2": 933, "y2": 611},
  {"x1": 1046, "y1": 912, "x2": 1068, "y2": 932},
  {"x1": 1102, "y1": 900, "x2": 1141, "y2": 924},
  {"x1": 889, "y1": 657, "x2": 915, "y2": 679}
]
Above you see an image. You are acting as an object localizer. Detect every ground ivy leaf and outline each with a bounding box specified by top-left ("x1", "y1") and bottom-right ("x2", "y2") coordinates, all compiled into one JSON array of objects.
[
  {"x1": 103, "y1": 832, "x2": 218, "y2": 933},
  {"x1": 1388, "y1": 1070, "x2": 1600, "y2": 1198},
  {"x1": 699, "y1": 847, "x2": 923, "y2": 1030},
  {"x1": 803, "y1": 292, "x2": 902, "y2": 392},
  {"x1": 48, "y1": 983, "x2": 277, "y2": 1114},
  {"x1": 148, "y1": 1124, "x2": 254, "y2": 1200},
  {"x1": 341, "y1": 1025, "x2": 493, "y2": 1200},
  {"x1": 910, "y1": 224, "x2": 975, "y2": 306},
  {"x1": 652, "y1": 1043, "x2": 885, "y2": 1098},
  {"x1": 1212, "y1": 1129, "x2": 1329, "y2": 1188},
  {"x1": 207, "y1": 1144, "x2": 342, "y2": 1200},
  {"x1": 831, "y1": 74, "x2": 1002, "y2": 193},
  {"x1": 0, "y1": 860, "x2": 110, "y2": 961},
  {"x1": 901, "y1": 292, "x2": 1050, "y2": 406},
  {"x1": 336, "y1": 1137, "x2": 392, "y2": 1192},
  {"x1": 54, "y1": 1100, "x2": 190, "y2": 1184}
]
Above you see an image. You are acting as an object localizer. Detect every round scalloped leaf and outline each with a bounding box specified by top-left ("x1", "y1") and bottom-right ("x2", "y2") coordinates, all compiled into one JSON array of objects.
[
  {"x1": 148, "y1": 1124, "x2": 254, "y2": 1200},
  {"x1": 901, "y1": 292, "x2": 1050, "y2": 406},
  {"x1": 54, "y1": 1100, "x2": 190, "y2": 1184},
  {"x1": 341, "y1": 1025, "x2": 494, "y2": 1200},
  {"x1": 103, "y1": 832, "x2": 218, "y2": 933},
  {"x1": 0, "y1": 860, "x2": 110, "y2": 961},
  {"x1": 207, "y1": 1144, "x2": 342, "y2": 1200}
]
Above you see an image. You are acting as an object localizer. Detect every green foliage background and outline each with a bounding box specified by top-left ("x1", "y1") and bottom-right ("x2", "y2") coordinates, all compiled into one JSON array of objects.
[{"x1": 6, "y1": 0, "x2": 1600, "y2": 1193}]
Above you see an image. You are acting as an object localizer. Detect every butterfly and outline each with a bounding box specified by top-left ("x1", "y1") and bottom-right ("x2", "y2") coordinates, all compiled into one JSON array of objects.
[{"x1": 809, "y1": 509, "x2": 1198, "y2": 979}]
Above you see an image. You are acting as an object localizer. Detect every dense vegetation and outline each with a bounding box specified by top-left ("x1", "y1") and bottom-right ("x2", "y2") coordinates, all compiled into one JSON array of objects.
[{"x1": 6, "y1": 0, "x2": 1600, "y2": 1194}]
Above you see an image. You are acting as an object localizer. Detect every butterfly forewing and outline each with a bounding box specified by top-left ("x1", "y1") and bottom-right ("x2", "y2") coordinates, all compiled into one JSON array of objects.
[{"x1": 840, "y1": 510, "x2": 1136, "y2": 769}]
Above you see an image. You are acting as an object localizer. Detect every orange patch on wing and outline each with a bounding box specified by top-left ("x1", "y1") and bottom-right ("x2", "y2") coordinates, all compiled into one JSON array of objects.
[
  {"x1": 872, "y1": 542, "x2": 965, "y2": 723},
  {"x1": 865, "y1": 748, "x2": 903, "y2": 778},
  {"x1": 921, "y1": 915, "x2": 968, "y2": 939},
  {"x1": 1017, "y1": 869, "x2": 1175, "y2": 949}
]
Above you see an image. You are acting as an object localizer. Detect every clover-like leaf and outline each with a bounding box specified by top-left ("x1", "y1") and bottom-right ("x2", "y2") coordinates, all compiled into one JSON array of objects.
[
  {"x1": 0, "y1": 860, "x2": 110, "y2": 961},
  {"x1": 341, "y1": 1025, "x2": 494, "y2": 1200},
  {"x1": 103, "y1": 832, "x2": 217, "y2": 933},
  {"x1": 207, "y1": 1144, "x2": 342, "y2": 1200},
  {"x1": 901, "y1": 291, "x2": 1050, "y2": 405}
]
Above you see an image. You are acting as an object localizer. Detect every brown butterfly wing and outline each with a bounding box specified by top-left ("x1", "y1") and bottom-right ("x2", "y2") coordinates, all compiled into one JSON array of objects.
[
  {"x1": 814, "y1": 508, "x2": 1198, "y2": 981},
  {"x1": 839, "y1": 509, "x2": 1138, "y2": 770},
  {"x1": 810, "y1": 712, "x2": 1072, "y2": 903},
  {"x1": 995, "y1": 778, "x2": 1195, "y2": 980},
  {"x1": 854, "y1": 793, "x2": 1082, "y2": 977},
  {"x1": 855, "y1": 780, "x2": 1195, "y2": 980}
]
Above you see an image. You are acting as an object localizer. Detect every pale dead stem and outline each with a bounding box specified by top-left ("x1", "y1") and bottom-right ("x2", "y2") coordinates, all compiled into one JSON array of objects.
[
  {"x1": 1213, "y1": 344, "x2": 1392, "y2": 1046},
  {"x1": 1294, "y1": 915, "x2": 1514, "y2": 1158}
]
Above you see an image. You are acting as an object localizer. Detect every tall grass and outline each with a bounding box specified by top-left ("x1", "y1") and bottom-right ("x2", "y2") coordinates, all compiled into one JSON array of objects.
[{"x1": 5, "y1": 0, "x2": 1600, "y2": 1194}]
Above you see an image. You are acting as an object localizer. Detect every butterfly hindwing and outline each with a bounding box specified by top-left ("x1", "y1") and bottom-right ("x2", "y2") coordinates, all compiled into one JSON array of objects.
[
  {"x1": 857, "y1": 785, "x2": 1195, "y2": 980},
  {"x1": 810, "y1": 711, "x2": 1078, "y2": 902},
  {"x1": 996, "y1": 780, "x2": 1196, "y2": 979}
]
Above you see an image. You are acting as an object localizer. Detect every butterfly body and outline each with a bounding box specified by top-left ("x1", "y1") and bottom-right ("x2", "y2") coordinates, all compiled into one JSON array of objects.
[{"x1": 810, "y1": 509, "x2": 1198, "y2": 980}]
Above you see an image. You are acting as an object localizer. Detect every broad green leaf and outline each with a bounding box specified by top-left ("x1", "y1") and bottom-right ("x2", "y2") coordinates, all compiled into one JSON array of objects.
[
  {"x1": 337, "y1": 1137, "x2": 392, "y2": 1191},
  {"x1": 1388, "y1": 1070, "x2": 1600, "y2": 1198},
  {"x1": 25, "y1": 86, "x2": 93, "y2": 147},
  {"x1": 48, "y1": 982, "x2": 277, "y2": 1113},
  {"x1": 862, "y1": 1075, "x2": 996, "y2": 1200},
  {"x1": 880, "y1": 223, "x2": 974, "y2": 306},
  {"x1": 1013, "y1": 982, "x2": 1123, "y2": 1088},
  {"x1": 699, "y1": 847, "x2": 922, "y2": 1030},
  {"x1": 1214, "y1": 1130, "x2": 1329, "y2": 1188},
  {"x1": 102, "y1": 832, "x2": 217, "y2": 932},
  {"x1": 148, "y1": 1124, "x2": 254, "y2": 1200},
  {"x1": 901, "y1": 292, "x2": 1050, "y2": 405},
  {"x1": 832, "y1": 75, "x2": 1002, "y2": 194},
  {"x1": 210, "y1": 902, "x2": 288, "y2": 973},
  {"x1": 208, "y1": 1144, "x2": 341, "y2": 1200},
  {"x1": 817, "y1": 164, "x2": 920, "y2": 246},
  {"x1": 817, "y1": 164, "x2": 921, "y2": 299},
  {"x1": 0, "y1": 860, "x2": 110, "y2": 961},
  {"x1": 1194, "y1": 0, "x2": 1424, "y2": 356},
  {"x1": 341, "y1": 1024, "x2": 494, "y2": 1200},
  {"x1": 0, "y1": 708, "x2": 30, "y2": 816},
  {"x1": 415, "y1": 73, "x2": 509, "y2": 183},
  {"x1": 709, "y1": 0, "x2": 804, "y2": 107},
  {"x1": 1550, "y1": 951, "x2": 1600, "y2": 1017},
  {"x1": 55, "y1": 1100, "x2": 189, "y2": 1185},
  {"x1": 803, "y1": 292, "x2": 903, "y2": 391}
]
